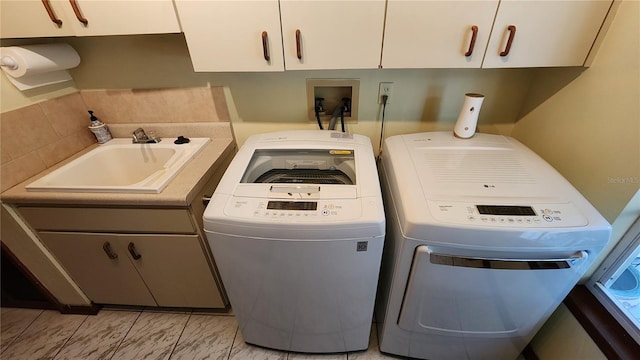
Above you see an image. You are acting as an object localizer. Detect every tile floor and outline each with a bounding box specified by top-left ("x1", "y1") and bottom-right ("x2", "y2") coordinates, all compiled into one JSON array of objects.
[{"x1": 0, "y1": 307, "x2": 401, "y2": 360}]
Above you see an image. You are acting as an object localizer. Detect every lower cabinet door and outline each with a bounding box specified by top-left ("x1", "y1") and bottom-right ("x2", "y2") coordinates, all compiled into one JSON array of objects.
[
  {"x1": 39, "y1": 232, "x2": 157, "y2": 306},
  {"x1": 120, "y1": 234, "x2": 225, "y2": 308}
]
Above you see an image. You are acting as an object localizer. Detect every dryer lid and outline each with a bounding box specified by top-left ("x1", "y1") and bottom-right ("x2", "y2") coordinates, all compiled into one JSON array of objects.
[
  {"x1": 381, "y1": 132, "x2": 611, "y2": 239},
  {"x1": 401, "y1": 132, "x2": 567, "y2": 201}
]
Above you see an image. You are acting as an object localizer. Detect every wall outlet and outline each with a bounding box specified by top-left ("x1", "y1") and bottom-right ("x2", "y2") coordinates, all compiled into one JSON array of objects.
[{"x1": 378, "y1": 82, "x2": 393, "y2": 104}]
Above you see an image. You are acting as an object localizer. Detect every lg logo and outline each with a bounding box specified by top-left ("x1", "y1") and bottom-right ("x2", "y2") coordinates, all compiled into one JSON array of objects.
[{"x1": 483, "y1": 184, "x2": 496, "y2": 188}]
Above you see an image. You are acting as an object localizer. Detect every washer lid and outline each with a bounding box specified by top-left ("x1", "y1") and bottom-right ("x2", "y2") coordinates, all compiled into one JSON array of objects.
[{"x1": 240, "y1": 148, "x2": 357, "y2": 185}]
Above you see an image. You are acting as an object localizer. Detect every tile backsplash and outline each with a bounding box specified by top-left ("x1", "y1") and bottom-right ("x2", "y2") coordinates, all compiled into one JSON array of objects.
[
  {"x1": 1, "y1": 86, "x2": 230, "y2": 193},
  {"x1": 80, "y1": 87, "x2": 230, "y2": 124}
]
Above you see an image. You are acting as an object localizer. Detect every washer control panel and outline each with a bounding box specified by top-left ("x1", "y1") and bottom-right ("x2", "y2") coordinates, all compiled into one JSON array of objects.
[
  {"x1": 225, "y1": 198, "x2": 362, "y2": 221},
  {"x1": 427, "y1": 200, "x2": 588, "y2": 227}
]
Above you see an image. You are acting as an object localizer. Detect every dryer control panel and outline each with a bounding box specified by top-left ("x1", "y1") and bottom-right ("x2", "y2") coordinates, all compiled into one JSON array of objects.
[
  {"x1": 224, "y1": 197, "x2": 363, "y2": 221},
  {"x1": 427, "y1": 200, "x2": 589, "y2": 228}
]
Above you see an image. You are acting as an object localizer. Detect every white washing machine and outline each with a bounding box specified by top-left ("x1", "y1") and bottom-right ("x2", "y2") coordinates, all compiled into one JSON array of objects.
[
  {"x1": 203, "y1": 130, "x2": 385, "y2": 353},
  {"x1": 376, "y1": 131, "x2": 611, "y2": 360}
]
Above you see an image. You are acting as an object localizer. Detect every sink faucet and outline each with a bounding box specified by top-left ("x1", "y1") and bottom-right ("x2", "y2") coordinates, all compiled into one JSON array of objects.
[{"x1": 132, "y1": 128, "x2": 161, "y2": 143}]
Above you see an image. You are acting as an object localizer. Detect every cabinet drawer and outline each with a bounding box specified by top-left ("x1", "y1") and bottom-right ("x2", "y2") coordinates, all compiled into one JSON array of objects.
[{"x1": 18, "y1": 207, "x2": 195, "y2": 234}]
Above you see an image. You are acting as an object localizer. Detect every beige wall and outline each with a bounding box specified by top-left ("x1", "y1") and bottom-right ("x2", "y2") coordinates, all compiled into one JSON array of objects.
[
  {"x1": 1, "y1": 93, "x2": 95, "y2": 193},
  {"x1": 520, "y1": 1, "x2": 639, "y2": 358},
  {"x1": 511, "y1": 0, "x2": 639, "y2": 276},
  {"x1": 511, "y1": 0, "x2": 639, "y2": 224}
]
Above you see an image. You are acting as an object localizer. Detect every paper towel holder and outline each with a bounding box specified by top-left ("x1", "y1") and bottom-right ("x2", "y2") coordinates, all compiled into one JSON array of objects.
[
  {"x1": 0, "y1": 56, "x2": 18, "y2": 70},
  {"x1": 0, "y1": 43, "x2": 81, "y2": 91}
]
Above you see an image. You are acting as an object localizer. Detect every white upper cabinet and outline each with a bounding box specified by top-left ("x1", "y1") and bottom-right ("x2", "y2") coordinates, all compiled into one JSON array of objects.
[
  {"x1": 279, "y1": 0, "x2": 386, "y2": 70},
  {"x1": 382, "y1": 1, "x2": 499, "y2": 69},
  {"x1": 2, "y1": 0, "x2": 614, "y2": 70},
  {"x1": 61, "y1": 0, "x2": 181, "y2": 36},
  {"x1": 174, "y1": 0, "x2": 284, "y2": 72},
  {"x1": 483, "y1": 0, "x2": 613, "y2": 68},
  {"x1": 1, "y1": 0, "x2": 75, "y2": 38},
  {"x1": 0, "y1": 0, "x2": 180, "y2": 38}
]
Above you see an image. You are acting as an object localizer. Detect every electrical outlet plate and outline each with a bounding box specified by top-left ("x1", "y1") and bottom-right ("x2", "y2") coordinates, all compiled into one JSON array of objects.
[{"x1": 378, "y1": 82, "x2": 393, "y2": 104}]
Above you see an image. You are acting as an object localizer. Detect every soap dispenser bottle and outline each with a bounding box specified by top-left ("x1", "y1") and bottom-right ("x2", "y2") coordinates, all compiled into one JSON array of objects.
[{"x1": 87, "y1": 110, "x2": 112, "y2": 144}]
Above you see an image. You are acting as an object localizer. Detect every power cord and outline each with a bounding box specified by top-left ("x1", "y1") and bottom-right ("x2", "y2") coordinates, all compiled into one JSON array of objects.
[
  {"x1": 315, "y1": 97, "x2": 324, "y2": 130},
  {"x1": 340, "y1": 97, "x2": 350, "y2": 133},
  {"x1": 316, "y1": 110, "x2": 324, "y2": 130},
  {"x1": 378, "y1": 94, "x2": 389, "y2": 159}
]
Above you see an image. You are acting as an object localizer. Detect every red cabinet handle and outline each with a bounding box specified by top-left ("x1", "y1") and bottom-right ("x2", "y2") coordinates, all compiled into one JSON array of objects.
[
  {"x1": 69, "y1": 0, "x2": 88, "y2": 25},
  {"x1": 262, "y1": 31, "x2": 270, "y2": 61},
  {"x1": 102, "y1": 241, "x2": 118, "y2": 260},
  {"x1": 128, "y1": 242, "x2": 142, "y2": 260},
  {"x1": 465, "y1": 25, "x2": 478, "y2": 57},
  {"x1": 41, "y1": 0, "x2": 62, "y2": 27},
  {"x1": 500, "y1": 25, "x2": 516, "y2": 57},
  {"x1": 295, "y1": 29, "x2": 302, "y2": 60}
]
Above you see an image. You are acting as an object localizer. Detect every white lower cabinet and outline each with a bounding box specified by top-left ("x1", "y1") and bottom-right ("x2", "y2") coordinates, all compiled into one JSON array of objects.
[{"x1": 40, "y1": 231, "x2": 225, "y2": 308}]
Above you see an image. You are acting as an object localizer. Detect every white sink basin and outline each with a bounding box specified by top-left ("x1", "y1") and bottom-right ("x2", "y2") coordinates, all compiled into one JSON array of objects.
[{"x1": 26, "y1": 138, "x2": 210, "y2": 193}]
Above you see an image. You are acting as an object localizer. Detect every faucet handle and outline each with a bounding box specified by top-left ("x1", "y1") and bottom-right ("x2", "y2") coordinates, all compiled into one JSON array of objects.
[
  {"x1": 132, "y1": 128, "x2": 147, "y2": 143},
  {"x1": 147, "y1": 130, "x2": 160, "y2": 143},
  {"x1": 132, "y1": 128, "x2": 160, "y2": 143}
]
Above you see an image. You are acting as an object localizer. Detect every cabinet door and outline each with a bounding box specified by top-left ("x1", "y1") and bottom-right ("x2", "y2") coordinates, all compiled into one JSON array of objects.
[
  {"x1": 57, "y1": 0, "x2": 181, "y2": 36},
  {"x1": 39, "y1": 232, "x2": 157, "y2": 306},
  {"x1": 280, "y1": 0, "x2": 386, "y2": 70},
  {"x1": 0, "y1": 0, "x2": 75, "y2": 38},
  {"x1": 122, "y1": 234, "x2": 226, "y2": 308},
  {"x1": 382, "y1": 0, "x2": 499, "y2": 69},
  {"x1": 175, "y1": 0, "x2": 284, "y2": 72},
  {"x1": 483, "y1": 0, "x2": 612, "y2": 68}
]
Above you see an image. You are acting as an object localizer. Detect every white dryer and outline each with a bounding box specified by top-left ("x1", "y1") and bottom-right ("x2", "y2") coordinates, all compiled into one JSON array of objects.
[
  {"x1": 376, "y1": 132, "x2": 611, "y2": 360},
  {"x1": 203, "y1": 130, "x2": 385, "y2": 353}
]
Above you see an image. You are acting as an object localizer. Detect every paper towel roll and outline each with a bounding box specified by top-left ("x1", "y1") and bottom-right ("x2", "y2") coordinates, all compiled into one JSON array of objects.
[{"x1": 0, "y1": 43, "x2": 80, "y2": 90}]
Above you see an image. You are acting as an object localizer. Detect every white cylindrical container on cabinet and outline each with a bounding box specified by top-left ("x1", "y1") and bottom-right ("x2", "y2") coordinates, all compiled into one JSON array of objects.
[{"x1": 453, "y1": 93, "x2": 484, "y2": 139}]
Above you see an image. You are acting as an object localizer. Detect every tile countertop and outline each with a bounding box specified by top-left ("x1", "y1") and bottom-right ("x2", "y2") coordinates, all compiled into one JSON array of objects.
[{"x1": 1, "y1": 136, "x2": 235, "y2": 208}]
